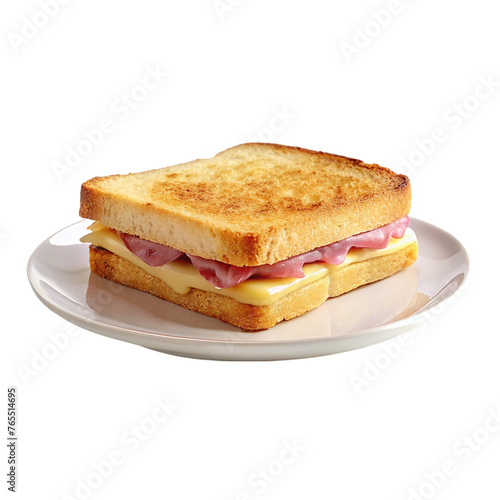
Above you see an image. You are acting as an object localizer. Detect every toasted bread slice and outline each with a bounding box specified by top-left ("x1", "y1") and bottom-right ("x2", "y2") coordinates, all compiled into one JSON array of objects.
[
  {"x1": 80, "y1": 143, "x2": 410, "y2": 266},
  {"x1": 89, "y1": 242, "x2": 418, "y2": 330}
]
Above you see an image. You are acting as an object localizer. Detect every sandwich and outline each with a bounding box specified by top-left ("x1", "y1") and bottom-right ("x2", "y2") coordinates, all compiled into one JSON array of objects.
[{"x1": 79, "y1": 143, "x2": 418, "y2": 330}]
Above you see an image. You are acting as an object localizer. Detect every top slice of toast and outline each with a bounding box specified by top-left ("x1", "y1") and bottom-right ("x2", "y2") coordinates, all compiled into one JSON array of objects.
[{"x1": 80, "y1": 143, "x2": 411, "y2": 266}]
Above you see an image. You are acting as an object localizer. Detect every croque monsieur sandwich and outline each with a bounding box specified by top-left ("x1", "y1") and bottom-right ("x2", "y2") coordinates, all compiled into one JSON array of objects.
[{"x1": 79, "y1": 143, "x2": 418, "y2": 330}]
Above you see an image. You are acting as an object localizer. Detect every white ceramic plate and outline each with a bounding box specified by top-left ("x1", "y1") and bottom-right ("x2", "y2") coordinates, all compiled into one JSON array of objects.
[{"x1": 27, "y1": 219, "x2": 468, "y2": 361}]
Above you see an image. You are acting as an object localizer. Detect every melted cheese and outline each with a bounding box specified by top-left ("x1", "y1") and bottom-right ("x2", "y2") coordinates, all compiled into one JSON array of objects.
[{"x1": 81, "y1": 224, "x2": 417, "y2": 306}]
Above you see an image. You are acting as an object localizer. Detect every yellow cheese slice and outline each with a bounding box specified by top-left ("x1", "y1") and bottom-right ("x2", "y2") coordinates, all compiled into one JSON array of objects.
[{"x1": 81, "y1": 223, "x2": 417, "y2": 306}]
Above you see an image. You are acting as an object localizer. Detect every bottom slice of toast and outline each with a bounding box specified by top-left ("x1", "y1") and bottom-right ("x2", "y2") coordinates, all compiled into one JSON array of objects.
[{"x1": 88, "y1": 243, "x2": 418, "y2": 331}]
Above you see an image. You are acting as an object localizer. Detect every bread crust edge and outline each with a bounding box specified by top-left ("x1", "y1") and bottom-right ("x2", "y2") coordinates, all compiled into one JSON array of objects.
[{"x1": 79, "y1": 143, "x2": 411, "y2": 266}]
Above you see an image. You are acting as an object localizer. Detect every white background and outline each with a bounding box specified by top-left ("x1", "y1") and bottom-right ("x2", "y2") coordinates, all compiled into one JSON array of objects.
[{"x1": 2, "y1": 1, "x2": 500, "y2": 499}]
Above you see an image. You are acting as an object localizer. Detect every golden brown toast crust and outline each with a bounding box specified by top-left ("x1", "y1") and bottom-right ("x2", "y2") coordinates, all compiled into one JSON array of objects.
[
  {"x1": 88, "y1": 241, "x2": 418, "y2": 330},
  {"x1": 80, "y1": 143, "x2": 411, "y2": 266}
]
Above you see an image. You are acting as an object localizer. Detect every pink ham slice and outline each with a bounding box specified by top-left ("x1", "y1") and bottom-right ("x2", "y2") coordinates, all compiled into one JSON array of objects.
[
  {"x1": 118, "y1": 216, "x2": 409, "y2": 289},
  {"x1": 118, "y1": 232, "x2": 183, "y2": 266},
  {"x1": 187, "y1": 256, "x2": 255, "y2": 288}
]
